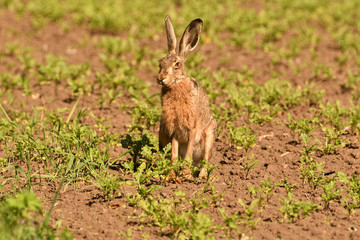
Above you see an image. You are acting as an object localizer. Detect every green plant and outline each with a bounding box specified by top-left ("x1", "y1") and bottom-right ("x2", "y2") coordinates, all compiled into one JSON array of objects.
[
  {"x1": 138, "y1": 190, "x2": 216, "y2": 239},
  {"x1": 37, "y1": 54, "x2": 90, "y2": 95},
  {"x1": 218, "y1": 197, "x2": 261, "y2": 239},
  {"x1": 348, "y1": 103, "x2": 360, "y2": 134},
  {"x1": 128, "y1": 99, "x2": 161, "y2": 133},
  {"x1": 0, "y1": 190, "x2": 72, "y2": 240},
  {"x1": 300, "y1": 136, "x2": 318, "y2": 160},
  {"x1": 320, "y1": 178, "x2": 343, "y2": 209},
  {"x1": 93, "y1": 170, "x2": 123, "y2": 201},
  {"x1": 212, "y1": 105, "x2": 238, "y2": 137},
  {"x1": 238, "y1": 198, "x2": 262, "y2": 230},
  {"x1": 279, "y1": 188, "x2": 321, "y2": 222},
  {"x1": 98, "y1": 36, "x2": 138, "y2": 56},
  {"x1": 247, "y1": 178, "x2": 279, "y2": 209},
  {"x1": 342, "y1": 70, "x2": 360, "y2": 100},
  {"x1": 227, "y1": 124, "x2": 258, "y2": 179},
  {"x1": 176, "y1": 188, "x2": 210, "y2": 212},
  {"x1": 120, "y1": 133, "x2": 153, "y2": 171},
  {"x1": 132, "y1": 162, "x2": 163, "y2": 199},
  {"x1": 227, "y1": 125, "x2": 257, "y2": 157},
  {"x1": 209, "y1": 183, "x2": 225, "y2": 206},
  {"x1": 286, "y1": 113, "x2": 298, "y2": 140},
  {"x1": 319, "y1": 102, "x2": 348, "y2": 131},
  {"x1": 318, "y1": 125, "x2": 347, "y2": 155},
  {"x1": 295, "y1": 118, "x2": 319, "y2": 137},
  {"x1": 313, "y1": 63, "x2": 335, "y2": 81},
  {"x1": 218, "y1": 208, "x2": 241, "y2": 239},
  {"x1": 338, "y1": 172, "x2": 360, "y2": 218},
  {"x1": 0, "y1": 103, "x2": 115, "y2": 187},
  {"x1": 300, "y1": 156, "x2": 325, "y2": 190},
  {"x1": 240, "y1": 154, "x2": 259, "y2": 180},
  {"x1": 200, "y1": 160, "x2": 219, "y2": 182}
]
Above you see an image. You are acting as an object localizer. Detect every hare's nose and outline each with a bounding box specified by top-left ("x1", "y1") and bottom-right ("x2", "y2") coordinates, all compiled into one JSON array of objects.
[{"x1": 157, "y1": 77, "x2": 165, "y2": 85}]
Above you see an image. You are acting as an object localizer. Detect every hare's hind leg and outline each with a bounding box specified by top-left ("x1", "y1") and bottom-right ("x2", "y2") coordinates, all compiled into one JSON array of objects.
[
  {"x1": 198, "y1": 119, "x2": 216, "y2": 178},
  {"x1": 204, "y1": 119, "x2": 217, "y2": 161},
  {"x1": 192, "y1": 119, "x2": 217, "y2": 165}
]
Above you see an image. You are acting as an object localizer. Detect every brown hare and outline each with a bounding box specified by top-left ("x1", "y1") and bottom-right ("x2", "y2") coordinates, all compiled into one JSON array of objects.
[{"x1": 157, "y1": 15, "x2": 216, "y2": 176}]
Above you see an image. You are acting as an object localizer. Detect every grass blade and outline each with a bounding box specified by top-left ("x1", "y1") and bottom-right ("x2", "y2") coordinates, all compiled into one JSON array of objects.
[
  {"x1": 42, "y1": 178, "x2": 65, "y2": 228},
  {"x1": 66, "y1": 98, "x2": 80, "y2": 123}
]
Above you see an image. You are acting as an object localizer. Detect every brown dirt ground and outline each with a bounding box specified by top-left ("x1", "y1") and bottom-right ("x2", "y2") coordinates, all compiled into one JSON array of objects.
[{"x1": 1, "y1": 8, "x2": 360, "y2": 240}]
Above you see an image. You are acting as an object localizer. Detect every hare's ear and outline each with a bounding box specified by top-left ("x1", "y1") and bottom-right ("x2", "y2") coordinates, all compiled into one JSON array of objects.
[
  {"x1": 179, "y1": 18, "x2": 203, "y2": 59},
  {"x1": 165, "y1": 15, "x2": 176, "y2": 54}
]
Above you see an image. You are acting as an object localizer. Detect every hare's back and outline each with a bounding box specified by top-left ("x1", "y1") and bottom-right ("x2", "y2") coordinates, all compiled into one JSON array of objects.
[{"x1": 192, "y1": 79, "x2": 212, "y2": 124}]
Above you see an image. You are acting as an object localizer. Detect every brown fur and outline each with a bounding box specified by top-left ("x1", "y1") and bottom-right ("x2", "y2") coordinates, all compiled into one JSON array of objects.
[{"x1": 157, "y1": 16, "x2": 216, "y2": 168}]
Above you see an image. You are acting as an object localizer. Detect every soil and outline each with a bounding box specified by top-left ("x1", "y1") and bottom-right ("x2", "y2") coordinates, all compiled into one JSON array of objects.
[{"x1": 1, "y1": 8, "x2": 360, "y2": 240}]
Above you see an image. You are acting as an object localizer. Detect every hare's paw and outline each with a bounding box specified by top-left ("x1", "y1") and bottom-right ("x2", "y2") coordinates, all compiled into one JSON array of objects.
[{"x1": 198, "y1": 168, "x2": 207, "y2": 179}]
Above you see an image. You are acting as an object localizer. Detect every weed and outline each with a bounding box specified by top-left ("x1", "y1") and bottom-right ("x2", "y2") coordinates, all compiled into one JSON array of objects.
[
  {"x1": 93, "y1": 170, "x2": 123, "y2": 201},
  {"x1": 348, "y1": 103, "x2": 360, "y2": 134},
  {"x1": 212, "y1": 105, "x2": 238, "y2": 137},
  {"x1": 139, "y1": 190, "x2": 216, "y2": 239},
  {"x1": 313, "y1": 63, "x2": 335, "y2": 81},
  {"x1": 318, "y1": 102, "x2": 348, "y2": 131},
  {"x1": 338, "y1": 172, "x2": 360, "y2": 218},
  {"x1": 128, "y1": 99, "x2": 161, "y2": 133},
  {"x1": 132, "y1": 162, "x2": 163, "y2": 200},
  {"x1": 240, "y1": 154, "x2": 259, "y2": 180},
  {"x1": 227, "y1": 124, "x2": 258, "y2": 179},
  {"x1": 37, "y1": 54, "x2": 90, "y2": 95},
  {"x1": 227, "y1": 125, "x2": 257, "y2": 158},
  {"x1": 247, "y1": 178, "x2": 279, "y2": 209},
  {"x1": 200, "y1": 160, "x2": 219, "y2": 183},
  {"x1": 238, "y1": 198, "x2": 262, "y2": 230},
  {"x1": 0, "y1": 190, "x2": 72, "y2": 240},
  {"x1": 318, "y1": 125, "x2": 347, "y2": 155},
  {"x1": 218, "y1": 208, "x2": 241, "y2": 238},
  {"x1": 121, "y1": 133, "x2": 153, "y2": 171},
  {"x1": 279, "y1": 183, "x2": 321, "y2": 222},
  {"x1": 320, "y1": 178, "x2": 343, "y2": 209},
  {"x1": 99, "y1": 36, "x2": 138, "y2": 56}
]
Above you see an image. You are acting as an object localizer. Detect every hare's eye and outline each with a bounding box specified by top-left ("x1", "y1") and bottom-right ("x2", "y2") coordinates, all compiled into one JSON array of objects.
[{"x1": 174, "y1": 62, "x2": 181, "y2": 69}]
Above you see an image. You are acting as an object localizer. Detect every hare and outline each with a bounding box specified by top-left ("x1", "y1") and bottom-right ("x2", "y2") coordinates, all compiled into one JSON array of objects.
[{"x1": 157, "y1": 15, "x2": 217, "y2": 176}]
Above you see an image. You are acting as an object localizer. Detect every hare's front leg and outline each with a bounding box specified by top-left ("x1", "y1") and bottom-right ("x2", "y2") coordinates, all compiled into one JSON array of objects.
[
  {"x1": 171, "y1": 137, "x2": 179, "y2": 163},
  {"x1": 159, "y1": 124, "x2": 170, "y2": 150},
  {"x1": 185, "y1": 129, "x2": 197, "y2": 160}
]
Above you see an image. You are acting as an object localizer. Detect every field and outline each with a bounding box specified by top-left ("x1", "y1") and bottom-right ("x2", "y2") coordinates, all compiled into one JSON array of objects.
[{"x1": 1, "y1": 0, "x2": 360, "y2": 239}]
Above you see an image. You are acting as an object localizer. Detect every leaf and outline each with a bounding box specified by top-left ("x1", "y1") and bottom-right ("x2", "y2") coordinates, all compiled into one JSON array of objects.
[
  {"x1": 175, "y1": 191, "x2": 186, "y2": 198},
  {"x1": 338, "y1": 172, "x2": 348, "y2": 183},
  {"x1": 14, "y1": 165, "x2": 28, "y2": 178},
  {"x1": 66, "y1": 98, "x2": 80, "y2": 123},
  {"x1": 66, "y1": 155, "x2": 75, "y2": 173}
]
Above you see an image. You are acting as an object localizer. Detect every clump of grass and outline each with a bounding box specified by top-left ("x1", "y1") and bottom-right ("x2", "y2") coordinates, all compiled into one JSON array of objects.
[{"x1": 0, "y1": 190, "x2": 73, "y2": 240}]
